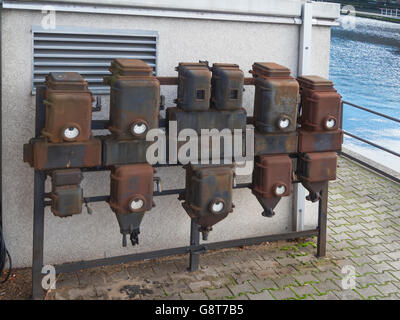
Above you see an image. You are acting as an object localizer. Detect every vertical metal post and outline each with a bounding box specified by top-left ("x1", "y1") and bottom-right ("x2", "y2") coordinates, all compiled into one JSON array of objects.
[
  {"x1": 31, "y1": 85, "x2": 47, "y2": 299},
  {"x1": 317, "y1": 182, "x2": 328, "y2": 257},
  {"x1": 293, "y1": 1, "x2": 313, "y2": 231},
  {"x1": 31, "y1": 170, "x2": 46, "y2": 300},
  {"x1": 188, "y1": 219, "x2": 200, "y2": 272}
]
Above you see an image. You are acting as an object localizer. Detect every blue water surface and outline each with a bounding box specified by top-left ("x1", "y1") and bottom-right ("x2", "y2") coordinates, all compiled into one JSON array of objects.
[{"x1": 330, "y1": 16, "x2": 400, "y2": 172}]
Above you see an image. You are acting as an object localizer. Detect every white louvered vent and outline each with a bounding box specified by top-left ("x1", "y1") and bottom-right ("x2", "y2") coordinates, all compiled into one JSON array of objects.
[{"x1": 32, "y1": 26, "x2": 158, "y2": 94}]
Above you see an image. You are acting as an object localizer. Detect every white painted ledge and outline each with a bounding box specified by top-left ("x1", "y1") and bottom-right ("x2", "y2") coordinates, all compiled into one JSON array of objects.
[{"x1": 2, "y1": 0, "x2": 340, "y2": 26}]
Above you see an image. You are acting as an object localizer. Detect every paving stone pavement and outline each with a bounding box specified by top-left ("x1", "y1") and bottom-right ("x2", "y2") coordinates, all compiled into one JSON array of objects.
[{"x1": 46, "y1": 157, "x2": 400, "y2": 300}]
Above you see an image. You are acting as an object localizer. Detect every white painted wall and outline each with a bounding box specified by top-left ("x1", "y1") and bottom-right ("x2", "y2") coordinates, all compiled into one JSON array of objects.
[{"x1": 1, "y1": 2, "x2": 336, "y2": 267}]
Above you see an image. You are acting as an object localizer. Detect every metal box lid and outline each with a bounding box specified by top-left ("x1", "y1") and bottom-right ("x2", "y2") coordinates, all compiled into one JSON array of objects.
[
  {"x1": 297, "y1": 75, "x2": 334, "y2": 90},
  {"x1": 110, "y1": 59, "x2": 154, "y2": 77},
  {"x1": 212, "y1": 63, "x2": 240, "y2": 70},
  {"x1": 252, "y1": 62, "x2": 291, "y2": 78},
  {"x1": 176, "y1": 62, "x2": 210, "y2": 72},
  {"x1": 46, "y1": 72, "x2": 89, "y2": 90}
]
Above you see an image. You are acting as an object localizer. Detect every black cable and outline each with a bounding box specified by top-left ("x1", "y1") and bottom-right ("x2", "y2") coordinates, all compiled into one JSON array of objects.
[{"x1": 0, "y1": 224, "x2": 12, "y2": 284}]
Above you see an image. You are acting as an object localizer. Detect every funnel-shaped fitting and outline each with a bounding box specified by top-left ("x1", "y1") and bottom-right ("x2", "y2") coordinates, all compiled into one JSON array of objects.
[
  {"x1": 255, "y1": 195, "x2": 281, "y2": 218},
  {"x1": 301, "y1": 181, "x2": 325, "y2": 203},
  {"x1": 116, "y1": 212, "x2": 145, "y2": 247}
]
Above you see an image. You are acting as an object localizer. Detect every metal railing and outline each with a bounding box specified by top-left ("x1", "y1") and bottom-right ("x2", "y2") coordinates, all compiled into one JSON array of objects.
[
  {"x1": 341, "y1": 100, "x2": 400, "y2": 183},
  {"x1": 380, "y1": 8, "x2": 400, "y2": 17}
]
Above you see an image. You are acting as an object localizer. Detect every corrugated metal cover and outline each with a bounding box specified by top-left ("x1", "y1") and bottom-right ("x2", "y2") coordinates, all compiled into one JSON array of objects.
[{"x1": 32, "y1": 26, "x2": 158, "y2": 94}]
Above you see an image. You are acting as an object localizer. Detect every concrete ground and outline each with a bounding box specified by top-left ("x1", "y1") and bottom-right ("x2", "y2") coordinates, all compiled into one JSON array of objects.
[{"x1": 1, "y1": 156, "x2": 400, "y2": 300}]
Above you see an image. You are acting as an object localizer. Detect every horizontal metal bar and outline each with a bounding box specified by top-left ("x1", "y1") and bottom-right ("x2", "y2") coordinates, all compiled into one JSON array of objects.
[
  {"x1": 44, "y1": 183, "x2": 252, "y2": 207},
  {"x1": 31, "y1": 25, "x2": 159, "y2": 37},
  {"x1": 34, "y1": 45, "x2": 156, "y2": 52},
  {"x1": 34, "y1": 37, "x2": 157, "y2": 45},
  {"x1": 343, "y1": 130, "x2": 400, "y2": 158},
  {"x1": 33, "y1": 54, "x2": 156, "y2": 59},
  {"x1": 34, "y1": 77, "x2": 105, "y2": 83},
  {"x1": 342, "y1": 100, "x2": 400, "y2": 123},
  {"x1": 340, "y1": 151, "x2": 400, "y2": 185},
  {"x1": 35, "y1": 70, "x2": 110, "y2": 75},
  {"x1": 34, "y1": 61, "x2": 156, "y2": 67},
  {"x1": 55, "y1": 228, "x2": 318, "y2": 274}
]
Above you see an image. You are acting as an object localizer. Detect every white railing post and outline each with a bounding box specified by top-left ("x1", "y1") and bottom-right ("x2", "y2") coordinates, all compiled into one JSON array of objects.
[{"x1": 293, "y1": 1, "x2": 312, "y2": 231}]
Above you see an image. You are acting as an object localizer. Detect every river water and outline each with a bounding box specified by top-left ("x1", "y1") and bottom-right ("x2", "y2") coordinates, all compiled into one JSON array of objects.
[{"x1": 330, "y1": 16, "x2": 400, "y2": 172}]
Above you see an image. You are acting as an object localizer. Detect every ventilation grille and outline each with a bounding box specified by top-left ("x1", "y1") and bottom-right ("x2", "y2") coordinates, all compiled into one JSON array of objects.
[{"x1": 32, "y1": 26, "x2": 158, "y2": 94}]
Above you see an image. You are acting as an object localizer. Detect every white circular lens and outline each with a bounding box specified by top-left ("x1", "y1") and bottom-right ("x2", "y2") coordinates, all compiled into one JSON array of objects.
[
  {"x1": 279, "y1": 118, "x2": 290, "y2": 129},
  {"x1": 275, "y1": 185, "x2": 286, "y2": 196},
  {"x1": 326, "y1": 118, "x2": 336, "y2": 129},
  {"x1": 130, "y1": 198, "x2": 144, "y2": 210},
  {"x1": 63, "y1": 127, "x2": 79, "y2": 139},
  {"x1": 132, "y1": 123, "x2": 147, "y2": 135},
  {"x1": 211, "y1": 201, "x2": 224, "y2": 213}
]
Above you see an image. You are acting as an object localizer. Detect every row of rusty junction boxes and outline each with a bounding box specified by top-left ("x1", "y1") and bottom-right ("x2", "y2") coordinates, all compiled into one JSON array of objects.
[{"x1": 23, "y1": 59, "x2": 343, "y2": 245}]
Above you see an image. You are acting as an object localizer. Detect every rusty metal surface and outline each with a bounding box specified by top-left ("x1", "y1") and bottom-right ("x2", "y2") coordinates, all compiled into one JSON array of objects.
[
  {"x1": 109, "y1": 164, "x2": 155, "y2": 215},
  {"x1": 109, "y1": 164, "x2": 155, "y2": 246},
  {"x1": 252, "y1": 155, "x2": 292, "y2": 198},
  {"x1": 24, "y1": 137, "x2": 102, "y2": 170},
  {"x1": 251, "y1": 63, "x2": 299, "y2": 134},
  {"x1": 171, "y1": 134, "x2": 246, "y2": 164},
  {"x1": 211, "y1": 63, "x2": 244, "y2": 110},
  {"x1": 102, "y1": 136, "x2": 151, "y2": 166},
  {"x1": 106, "y1": 59, "x2": 160, "y2": 140},
  {"x1": 51, "y1": 169, "x2": 82, "y2": 186},
  {"x1": 298, "y1": 129, "x2": 343, "y2": 153},
  {"x1": 108, "y1": 59, "x2": 153, "y2": 77},
  {"x1": 183, "y1": 164, "x2": 234, "y2": 240},
  {"x1": 297, "y1": 152, "x2": 337, "y2": 202},
  {"x1": 297, "y1": 75, "x2": 342, "y2": 132},
  {"x1": 51, "y1": 185, "x2": 83, "y2": 217},
  {"x1": 252, "y1": 155, "x2": 292, "y2": 217},
  {"x1": 254, "y1": 131, "x2": 298, "y2": 155},
  {"x1": 176, "y1": 62, "x2": 212, "y2": 111},
  {"x1": 157, "y1": 76, "x2": 254, "y2": 86},
  {"x1": 50, "y1": 169, "x2": 83, "y2": 217},
  {"x1": 156, "y1": 77, "x2": 179, "y2": 85},
  {"x1": 42, "y1": 72, "x2": 93, "y2": 143},
  {"x1": 298, "y1": 152, "x2": 337, "y2": 183},
  {"x1": 167, "y1": 107, "x2": 247, "y2": 133}
]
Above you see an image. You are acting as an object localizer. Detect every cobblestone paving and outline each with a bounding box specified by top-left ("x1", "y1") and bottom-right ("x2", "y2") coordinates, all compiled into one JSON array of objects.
[{"x1": 48, "y1": 157, "x2": 400, "y2": 300}]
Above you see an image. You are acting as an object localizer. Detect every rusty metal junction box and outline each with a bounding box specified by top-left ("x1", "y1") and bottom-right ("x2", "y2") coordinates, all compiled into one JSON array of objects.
[
  {"x1": 252, "y1": 155, "x2": 292, "y2": 217},
  {"x1": 297, "y1": 75, "x2": 343, "y2": 153},
  {"x1": 176, "y1": 62, "x2": 211, "y2": 111},
  {"x1": 23, "y1": 58, "x2": 342, "y2": 248},
  {"x1": 250, "y1": 62, "x2": 299, "y2": 215},
  {"x1": 23, "y1": 71, "x2": 102, "y2": 170},
  {"x1": 182, "y1": 164, "x2": 234, "y2": 240},
  {"x1": 168, "y1": 61, "x2": 247, "y2": 163},
  {"x1": 42, "y1": 72, "x2": 93, "y2": 143},
  {"x1": 109, "y1": 164, "x2": 155, "y2": 246},
  {"x1": 106, "y1": 59, "x2": 160, "y2": 139},
  {"x1": 102, "y1": 59, "x2": 160, "y2": 166},
  {"x1": 50, "y1": 169, "x2": 83, "y2": 217},
  {"x1": 211, "y1": 63, "x2": 244, "y2": 111},
  {"x1": 252, "y1": 62, "x2": 299, "y2": 134},
  {"x1": 298, "y1": 152, "x2": 337, "y2": 202}
]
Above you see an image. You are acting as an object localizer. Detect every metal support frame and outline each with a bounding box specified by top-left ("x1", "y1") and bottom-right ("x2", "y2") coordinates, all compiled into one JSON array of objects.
[
  {"x1": 293, "y1": 2, "x2": 313, "y2": 232},
  {"x1": 30, "y1": 77, "x2": 329, "y2": 299}
]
